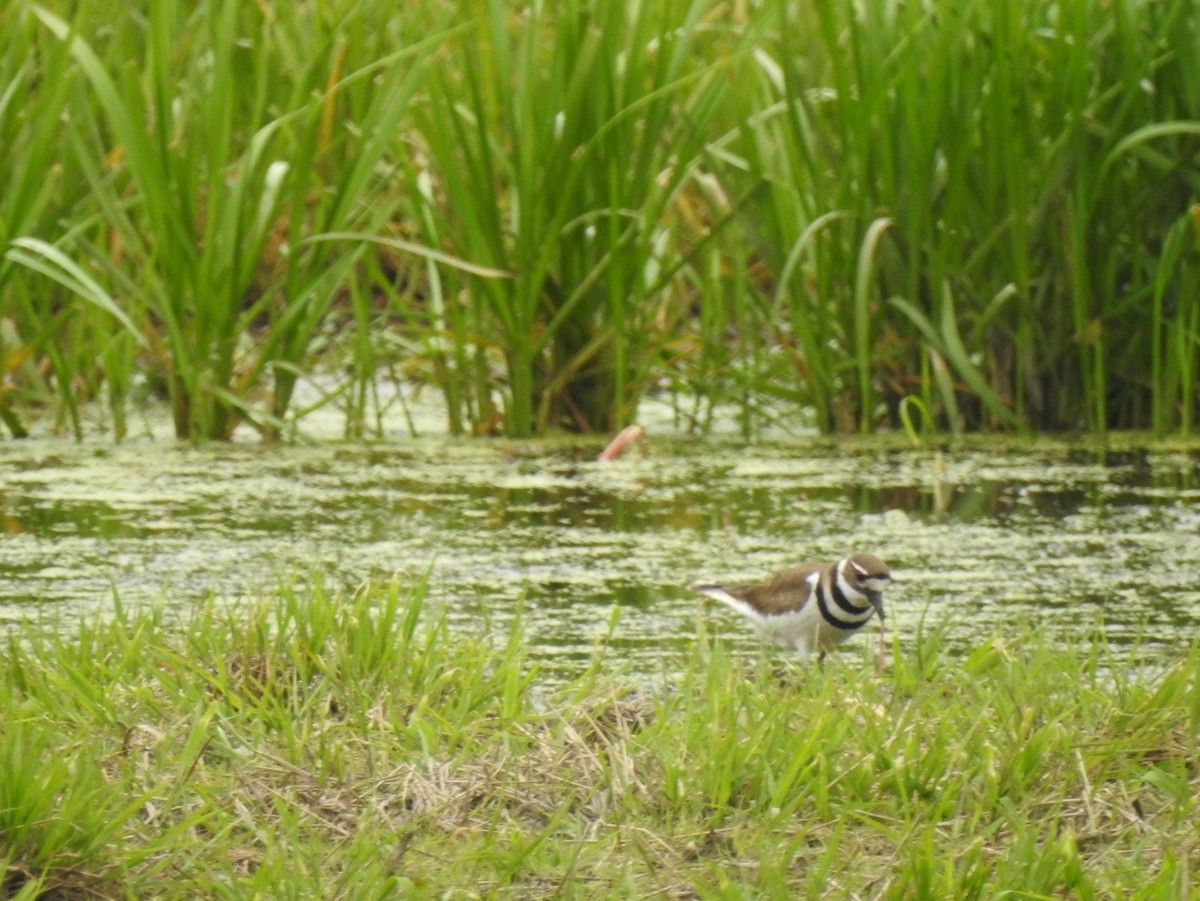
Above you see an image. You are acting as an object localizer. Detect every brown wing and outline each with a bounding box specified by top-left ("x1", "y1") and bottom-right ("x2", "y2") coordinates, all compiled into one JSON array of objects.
[{"x1": 726, "y1": 562, "x2": 827, "y2": 616}]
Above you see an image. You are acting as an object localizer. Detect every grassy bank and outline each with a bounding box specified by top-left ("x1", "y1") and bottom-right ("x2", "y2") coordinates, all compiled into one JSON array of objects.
[
  {"x1": 1, "y1": 579, "x2": 1196, "y2": 898},
  {"x1": 2, "y1": 0, "x2": 1198, "y2": 440}
]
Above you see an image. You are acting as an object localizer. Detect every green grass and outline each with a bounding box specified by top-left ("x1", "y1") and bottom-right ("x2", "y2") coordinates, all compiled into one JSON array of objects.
[
  {"x1": 1, "y1": 0, "x2": 1198, "y2": 440},
  {"x1": 2, "y1": 577, "x2": 1196, "y2": 898}
]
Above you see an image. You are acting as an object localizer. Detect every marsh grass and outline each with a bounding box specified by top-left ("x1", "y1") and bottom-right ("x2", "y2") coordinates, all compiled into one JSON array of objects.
[
  {"x1": 730, "y1": 0, "x2": 1200, "y2": 436},
  {"x1": 410, "y1": 0, "x2": 738, "y2": 437},
  {"x1": 5, "y1": 2, "x2": 450, "y2": 441},
  {"x1": 1, "y1": 578, "x2": 1196, "y2": 898},
  {"x1": 1, "y1": 0, "x2": 1198, "y2": 440}
]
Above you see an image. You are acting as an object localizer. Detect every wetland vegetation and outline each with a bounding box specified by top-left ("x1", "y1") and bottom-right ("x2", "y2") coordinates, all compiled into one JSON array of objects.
[
  {"x1": 3, "y1": 433, "x2": 1199, "y2": 897},
  {"x1": 2, "y1": 579, "x2": 1198, "y2": 899},
  {"x1": 3, "y1": 0, "x2": 1200, "y2": 897},
  {"x1": 1, "y1": 0, "x2": 1198, "y2": 440}
]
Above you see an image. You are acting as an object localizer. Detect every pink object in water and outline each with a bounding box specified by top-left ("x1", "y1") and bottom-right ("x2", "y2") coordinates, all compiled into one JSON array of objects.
[{"x1": 598, "y1": 424, "x2": 645, "y2": 461}]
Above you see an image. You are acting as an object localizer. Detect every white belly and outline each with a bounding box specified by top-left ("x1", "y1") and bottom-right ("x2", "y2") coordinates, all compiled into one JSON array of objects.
[{"x1": 701, "y1": 588, "x2": 865, "y2": 661}]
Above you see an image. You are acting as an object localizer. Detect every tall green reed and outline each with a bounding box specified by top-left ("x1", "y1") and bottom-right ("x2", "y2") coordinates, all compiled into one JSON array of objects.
[
  {"x1": 730, "y1": 0, "x2": 1200, "y2": 434},
  {"x1": 410, "y1": 0, "x2": 735, "y2": 436},
  {"x1": 0, "y1": 4, "x2": 93, "y2": 438},
  {"x1": 9, "y1": 2, "x2": 443, "y2": 440},
  {"x1": 2, "y1": 0, "x2": 1197, "y2": 440}
]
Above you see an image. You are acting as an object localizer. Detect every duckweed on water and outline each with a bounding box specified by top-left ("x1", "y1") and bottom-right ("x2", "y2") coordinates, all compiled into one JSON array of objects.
[
  {"x1": 1, "y1": 577, "x2": 1196, "y2": 898},
  {"x1": 4, "y1": 435, "x2": 1200, "y2": 680}
]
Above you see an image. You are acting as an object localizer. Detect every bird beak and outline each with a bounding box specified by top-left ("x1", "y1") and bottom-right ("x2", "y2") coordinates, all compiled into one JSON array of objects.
[{"x1": 867, "y1": 590, "x2": 886, "y2": 623}]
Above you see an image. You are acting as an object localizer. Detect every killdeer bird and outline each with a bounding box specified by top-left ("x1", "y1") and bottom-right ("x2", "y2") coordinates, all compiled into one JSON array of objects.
[{"x1": 690, "y1": 553, "x2": 891, "y2": 662}]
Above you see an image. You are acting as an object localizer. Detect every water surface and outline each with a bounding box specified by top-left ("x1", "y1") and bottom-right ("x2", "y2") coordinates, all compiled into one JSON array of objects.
[{"x1": 2, "y1": 433, "x2": 1199, "y2": 676}]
